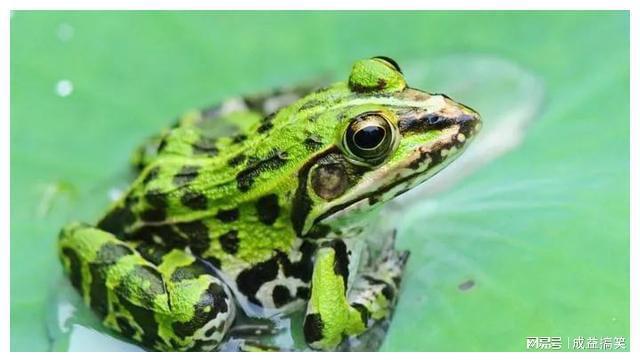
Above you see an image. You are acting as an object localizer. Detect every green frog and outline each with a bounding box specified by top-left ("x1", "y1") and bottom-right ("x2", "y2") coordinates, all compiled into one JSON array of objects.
[{"x1": 57, "y1": 57, "x2": 481, "y2": 351}]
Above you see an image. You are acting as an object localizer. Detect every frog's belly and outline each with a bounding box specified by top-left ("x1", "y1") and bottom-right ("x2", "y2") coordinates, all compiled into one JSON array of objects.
[
  {"x1": 220, "y1": 269, "x2": 309, "y2": 318},
  {"x1": 203, "y1": 238, "x2": 314, "y2": 318}
]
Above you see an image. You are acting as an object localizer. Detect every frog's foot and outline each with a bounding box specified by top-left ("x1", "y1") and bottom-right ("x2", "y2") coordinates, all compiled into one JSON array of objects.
[
  {"x1": 229, "y1": 322, "x2": 281, "y2": 338},
  {"x1": 303, "y1": 238, "x2": 409, "y2": 351},
  {"x1": 57, "y1": 222, "x2": 236, "y2": 351},
  {"x1": 369, "y1": 229, "x2": 410, "y2": 288},
  {"x1": 348, "y1": 242, "x2": 410, "y2": 324},
  {"x1": 234, "y1": 339, "x2": 287, "y2": 352},
  {"x1": 221, "y1": 338, "x2": 287, "y2": 352}
]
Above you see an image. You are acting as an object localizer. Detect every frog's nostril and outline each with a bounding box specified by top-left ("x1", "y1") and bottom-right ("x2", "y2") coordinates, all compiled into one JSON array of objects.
[
  {"x1": 457, "y1": 111, "x2": 482, "y2": 137},
  {"x1": 426, "y1": 114, "x2": 446, "y2": 125},
  {"x1": 460, "y1": 113, "x2": 476, "y2": 125}
]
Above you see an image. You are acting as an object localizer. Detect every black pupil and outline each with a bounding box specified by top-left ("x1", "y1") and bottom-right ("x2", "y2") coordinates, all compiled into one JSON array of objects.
[{"x1": 354, "y1": 126, "x2": 385, "y2": 149}]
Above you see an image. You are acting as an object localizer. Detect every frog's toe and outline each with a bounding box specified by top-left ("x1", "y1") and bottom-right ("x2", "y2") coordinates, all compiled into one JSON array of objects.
[{"x1": 229, "y1": 322, "x2": 281, "y2": 337}]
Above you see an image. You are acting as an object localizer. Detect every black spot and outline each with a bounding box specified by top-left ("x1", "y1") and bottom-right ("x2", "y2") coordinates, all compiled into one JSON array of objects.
[
  {"x1": 169, "y1": 339, "x2": 185, "y2": 351},
  {"x1": 118, "y1": 293, "x2": 160, "y2": 348},
  {"x1": 116, "y1": 317, "x2": 136, "y2": 339},
  {"x1": 204, "y1": 325, "x2": 218, "y2": 337},
  {"x1": 458, "y1": 279, "x2": 475, "y2": 291},
  {"x1": 120, "y1": 265, "x2": 166, "y2": 305},
  {"x1": 205, "y1": 256, "x2": 221, "y2": 269},
  {"x1": 306, "y1": 224, "x2": 331, "y2": 238},
  {"x1": 329, "y1": 239, "x2": 349, "y2": 287},
  {"x1": 303, "y1": 313, "x2": 324, "y2": 344},
  {"x1": 256, "y1": 194, "x2": 279, "y2": 225},
  {"x1": 296, "y1": 286, "x2": 310, "y2": 300},
  {"x1": 381, "y1": 284, "x2": 395, "y2": 301},
  {"x1": 96, "y1": 242, "x2": 133, "y2": 264},
  {"x1": 62, "y1": 247, "x2": 83, "y2": 292},
  {"x1": 298, "y1": 99, "x2": 321, "y2": 111},
  {"x1": 231, "y1": 134, "x2": 247, "y2": 144},
  {"x1": 228, "y1": 154, "x2": 246, "y2": 167},
  {"x1": 407, "y1": 150, "x2": 431, "y2": 170},
  {"x1": 143, "y1": 166, "x2": 160, "y2": 184},
  {"x1": 362, "y1": 275, "x2": 396, "y2": 301},
  {"x1": 351, "y1": 303, "x2": 370, "y2": 326},
  {"x1": 170, "y1": 262, "x2": 210, "y2": 283},
  {"x1": 157, "y1": 138, "x2": 168, "y2": 153},
  {"x1": 348, "y1": 77, "x2": 388, "y2": 93},
  {"x1": 98, "y1": 206, "x2": 136, "y2": 238},
  {"x1": 136, "y1": 243, "x2": 171, "y2": 265},
  {"x1": 134, "y1": 224, "x2": 189, "y2": 248},
  {"x1": 126, "y1": 195, "x2": 140, "y2": 205},
  {"x1": 140, "y1": 207, "x2": 166, "y2": 222},
  {"x1": 236, "y1": 150, "x2": 288, "y2": 192},
  {"x1": 215, "y1": 208, "x2": 239, "y2": 223},
  {"x1": 257, "y1": 121, "x2": 273, "y2": 134},
  {"x1": 272, "y1": 285, "x2": 294, "y2": 308},
  {"x1": 280, "y1": 240, "x2": 316, "y2": 283},
  {"x1": 175, "y1": 221, "x2": 211, "y2": 254},
  {"x1": 192, "y1": 136, "x2": 219, "y2": 156},
  {"x1": 236, "y1": 257, "x2": 279, "y2": 306},
  {"x1": 173, "y1": 165, "x2": 200, "y2": 186},
  {"x1": 191, "y1": 340, "x2": 217, "y2": 352},
  {"x1": 262, "y1": 112, "x2": 276, "y2": 123},
  {"x1": 89, "y1": 265, "x2": 109, "y2": 317},
  {"x1": 144, "y1": 190, "x2": 167, "y2": 209},
  {"x1": 219, "y1": 230, "x2": 240, "y2": 255},
  {"x1": 303, "y1": 136, "x2": 324, "y2": 151},
  {"x1": 172, "y1": 282, "x2": 228, "y2": 339},
  {"x1": 180, "y1": 190, "x2": 208, "y2": 210}
]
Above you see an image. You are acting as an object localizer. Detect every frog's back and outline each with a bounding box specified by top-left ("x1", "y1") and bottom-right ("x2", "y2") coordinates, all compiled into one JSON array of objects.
[{"x1": 96, "y1": 85, "x2": 330, "y2": 313}]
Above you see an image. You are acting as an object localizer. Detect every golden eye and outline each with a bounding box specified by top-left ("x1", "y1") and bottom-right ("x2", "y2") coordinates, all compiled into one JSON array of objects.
[{"x1": 344, "y1": 112, "x2": 395, "y2": 165}]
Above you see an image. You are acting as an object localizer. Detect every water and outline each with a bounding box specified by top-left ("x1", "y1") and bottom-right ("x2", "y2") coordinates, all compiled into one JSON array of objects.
[{"x1": 55, "y1": 79, "x2": 74, "y2": 97}]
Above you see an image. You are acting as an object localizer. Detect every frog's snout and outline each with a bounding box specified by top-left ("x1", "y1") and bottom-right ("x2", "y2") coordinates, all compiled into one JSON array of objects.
[
  {"x1": 440, "y1": 94, "x2": 482, "y2": 138},
  {"x1": 456, "y1": 108, "x2": 482, "y2": 139},
  {"x1": 397, "y1": 104, "x2": 481, "y2": 140}
]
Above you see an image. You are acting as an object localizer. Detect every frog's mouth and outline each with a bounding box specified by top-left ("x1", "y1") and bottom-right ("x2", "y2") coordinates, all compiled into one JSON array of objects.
[{"x1": 305, "y1": 110, "x2": 481, "y2": 234}]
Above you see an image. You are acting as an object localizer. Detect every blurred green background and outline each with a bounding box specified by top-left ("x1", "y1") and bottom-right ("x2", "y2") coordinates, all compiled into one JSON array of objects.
[{"x1": 10, "y1": 11, "x2": 629, "y2": 351}]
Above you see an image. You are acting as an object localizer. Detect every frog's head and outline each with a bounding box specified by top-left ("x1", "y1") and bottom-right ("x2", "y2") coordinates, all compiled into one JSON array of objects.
[{"x1": 293, "y1": 57, "x2": 481, "y2": 236}]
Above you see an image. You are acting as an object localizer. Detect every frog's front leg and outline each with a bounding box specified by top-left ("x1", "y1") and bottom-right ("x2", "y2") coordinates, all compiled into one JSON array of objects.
[
  {"x1": 58, "y1": 223, "x2": 236, "y2": 351},
  {"x1": 303, "y1": 238, "x2": 409, "y2": 350}
]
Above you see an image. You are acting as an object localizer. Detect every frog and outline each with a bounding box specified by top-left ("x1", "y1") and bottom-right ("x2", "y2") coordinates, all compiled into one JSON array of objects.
[{"x1": 57, "y1": 56, "x2": 481, "y2": 351}]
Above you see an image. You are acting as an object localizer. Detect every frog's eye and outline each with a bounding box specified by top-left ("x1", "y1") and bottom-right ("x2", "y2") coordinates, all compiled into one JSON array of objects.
[{"x1": 343, "y1": 112, "x2": 396, "y2": 165}]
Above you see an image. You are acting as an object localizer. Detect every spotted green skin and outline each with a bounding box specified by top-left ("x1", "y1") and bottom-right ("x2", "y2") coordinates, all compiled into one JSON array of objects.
[{"x1": 57, "y1": 57, "x2": 481, "y2": 351}]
